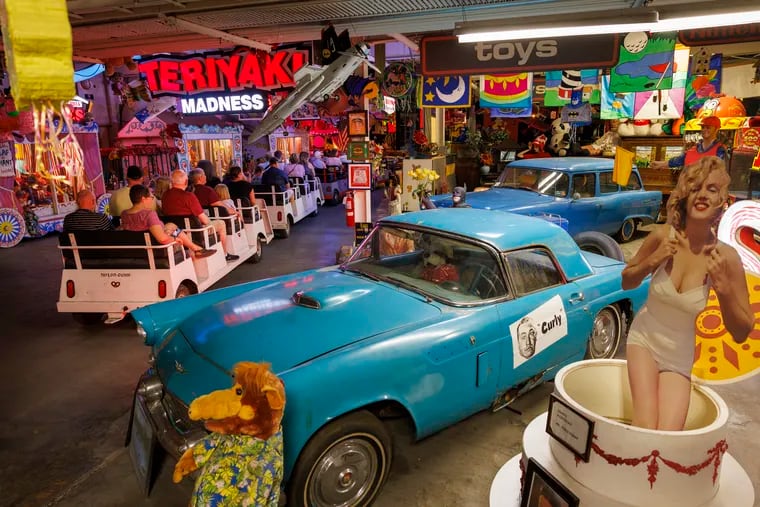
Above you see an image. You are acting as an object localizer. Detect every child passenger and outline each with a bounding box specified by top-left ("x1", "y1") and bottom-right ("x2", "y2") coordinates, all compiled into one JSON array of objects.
[{"x1": 214, "y1": 184, "x2": 236, "y2": 210}]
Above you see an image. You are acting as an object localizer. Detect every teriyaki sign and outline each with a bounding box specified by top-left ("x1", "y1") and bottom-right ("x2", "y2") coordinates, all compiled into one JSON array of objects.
[{"x1": 138, "y1": 48, "x2": 309, "y2": 115}]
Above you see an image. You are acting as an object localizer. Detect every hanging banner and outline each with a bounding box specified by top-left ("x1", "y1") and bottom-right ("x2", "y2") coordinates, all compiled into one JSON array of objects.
[
  {"x1": 421, "y1": 34, "x2": 620, "y2": 76},
  {"x1": 685, "y1": 54, "x2": 723, "y2": 113},
  {"x1": 610, "y1": 31, "x2": 677, "y2": 92},
  {"x1": 480, "y1": 73, "x2": 532, "y2": 117},
  {"x1": 419, "y1": 75, "x2": 471, "y2": 108},
  {"x1": 601, "y1": 74, "x2": 634, "y2": 120},
  {"x1": 544, "y1": 69, "x2": 600, "y2": 106},
  {"x1": 634, "y1": 88, "x2": 685, "y2": 120}
]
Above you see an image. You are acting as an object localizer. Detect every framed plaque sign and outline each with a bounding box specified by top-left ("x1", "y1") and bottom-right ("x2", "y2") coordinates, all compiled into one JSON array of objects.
[
  {"x1": 546, "y1": 393, "x2": 594, "y2": 463},
  {"x1": 521, "y1": 457, "x2": 579, "y2": 507}
]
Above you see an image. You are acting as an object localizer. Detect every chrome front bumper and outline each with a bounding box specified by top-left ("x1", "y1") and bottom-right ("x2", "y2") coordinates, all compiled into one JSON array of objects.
[{"x1": 135, "y1": 371, "x2": 208, "y2": 459}]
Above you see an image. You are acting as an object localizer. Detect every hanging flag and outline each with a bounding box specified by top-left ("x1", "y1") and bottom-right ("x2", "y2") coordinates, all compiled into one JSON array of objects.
[
  {"x1": 601, "y1": 74, "x2": 634, "y2": 119},
  {"x1": 560, "y1": 89, "x2": 592, "y2": 125},
  {"x1": 610, "y1": 31, "x2": 677, "y2": 92},
  {"x1": 479, "y1": 73, "x2": 532, "y2": 117},
  {"x1": 418, "y1": 75, "x2": 471, "y2": 108},
  {"x1": 634, "y1": 88, "x2": 685, "y2": 120},
  {"x1": 544, "y1": 69, "x2": 601, "y2": 106},
  {"x1": 613, "y1": 147, "x2": 635, "y2": 185},
  {"x1": 672, "y1": 46, "x2": 691, "y2": 89},
  {"x1": 685, "y1": 54, "x2": 722, "y2": 113}
]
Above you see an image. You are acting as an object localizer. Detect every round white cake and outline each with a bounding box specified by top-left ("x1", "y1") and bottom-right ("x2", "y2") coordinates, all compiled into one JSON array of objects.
[
  {"x1": 548, "y1": 359, "x2": 747, "y2": 506},
  {"x1": 490, "y1": 359, "x2": 754, "y2": 507}
]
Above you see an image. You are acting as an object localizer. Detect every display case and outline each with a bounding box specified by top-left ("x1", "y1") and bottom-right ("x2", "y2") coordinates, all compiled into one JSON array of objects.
[{"x1": 619, "y1": 136, "x2": 685, "y2": 197}]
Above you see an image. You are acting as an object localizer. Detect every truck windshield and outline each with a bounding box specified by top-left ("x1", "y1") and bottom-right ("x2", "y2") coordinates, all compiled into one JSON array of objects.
[{"x1": 493, "y1": 166, "x2": 570, "y2": 198}]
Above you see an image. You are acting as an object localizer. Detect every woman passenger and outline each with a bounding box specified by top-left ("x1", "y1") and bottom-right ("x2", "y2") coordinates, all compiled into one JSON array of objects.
[{"x1": 120, "y1": 184, "x2": 214, "y2": 258}]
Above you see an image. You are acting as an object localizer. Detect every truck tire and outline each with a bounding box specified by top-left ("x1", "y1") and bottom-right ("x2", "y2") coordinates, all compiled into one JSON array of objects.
[{"x1": 573, "y1": 231, "x2": 625, "y2": 261}]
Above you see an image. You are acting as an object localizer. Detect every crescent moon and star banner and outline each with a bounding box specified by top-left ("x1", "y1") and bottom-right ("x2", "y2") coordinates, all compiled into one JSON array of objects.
[
  {"x1": 418, "y1": 75, "x2": 472, "y2": 108},
  {"x1": 609, "y1": 31, "x2": 677, "y2": 92},
  {"x1": 480, "y1": 73, "x2": 533, "y2": 118},
  {"x1": 543, "y1": 69, "x2": 601, "y2": 106}
]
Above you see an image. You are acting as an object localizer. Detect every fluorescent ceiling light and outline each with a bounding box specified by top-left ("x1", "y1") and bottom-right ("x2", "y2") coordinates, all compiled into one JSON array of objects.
[
  {"x1": 653, "y1": 10, "x2": 760, "y2": 32},
  {"x1": 456, "y1": 8, "x2": 760, "y2": 43},
  {"x1": 456, "y1": 10, "x2": 658, "y2": 42},
  {"x1": 458, "y1": 23, "x2": 653, "y2": 42}
]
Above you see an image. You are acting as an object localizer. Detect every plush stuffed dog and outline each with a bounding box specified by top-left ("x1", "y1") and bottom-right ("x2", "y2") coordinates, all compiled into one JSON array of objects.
[
  {"x1": 173, "y1": 362, "x2": 286, "y2": 507},
  {"x1": 421, "y1": 241, "x2": 459, "y2": 284}
]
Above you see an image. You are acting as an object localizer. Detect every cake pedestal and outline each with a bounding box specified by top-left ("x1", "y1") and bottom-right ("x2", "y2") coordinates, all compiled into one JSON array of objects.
[
  {"x1": 491, "y1": 413, "x2": 753, "y2": 507},
  {"x1": 490, "y1": 360, "x2": 755, "y2": 507}
]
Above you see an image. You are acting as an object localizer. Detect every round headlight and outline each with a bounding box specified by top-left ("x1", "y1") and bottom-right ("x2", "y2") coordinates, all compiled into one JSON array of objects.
[{"x1": 136, "y1": 324, "x2": 147, "y2": 340}]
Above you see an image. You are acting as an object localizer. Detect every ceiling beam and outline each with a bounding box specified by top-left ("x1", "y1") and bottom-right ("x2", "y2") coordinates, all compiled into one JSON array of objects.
[
  {"x1": 389, "y1": 33, "x2": 418, "y2": 53},
  {"x1": 157, "y1": 14, "x2": 272, "y2": 51}
]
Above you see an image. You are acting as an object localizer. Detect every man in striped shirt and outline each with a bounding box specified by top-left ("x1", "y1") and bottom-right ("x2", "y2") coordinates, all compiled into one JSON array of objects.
[{"x1": 63, "y1": 190, "x2": 114, "y2": 232}]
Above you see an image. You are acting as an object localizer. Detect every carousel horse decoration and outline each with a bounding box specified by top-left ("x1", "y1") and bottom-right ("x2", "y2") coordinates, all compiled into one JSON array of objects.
[{"x1": 693, "y1": 200, "x2": 760, "y2": 383}]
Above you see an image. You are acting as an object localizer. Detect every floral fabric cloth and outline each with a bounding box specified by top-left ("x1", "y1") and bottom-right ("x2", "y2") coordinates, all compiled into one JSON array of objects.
[{"x1": 190, "y1": 430, "x2": 283, "y2": 507}]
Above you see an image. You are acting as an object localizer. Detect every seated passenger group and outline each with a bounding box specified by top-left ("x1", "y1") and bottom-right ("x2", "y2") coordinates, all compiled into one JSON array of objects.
[{"x1": 64, "y1": 154, "x2": 324, "y2": 256}]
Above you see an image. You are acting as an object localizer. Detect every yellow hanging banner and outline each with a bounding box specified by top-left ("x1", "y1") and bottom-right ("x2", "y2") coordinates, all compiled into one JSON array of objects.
[
  {"x1": 613, "y1": 146, "x2": 634, "y2": 185},
  {"x1": 1, "y1": 0, "x2": 75, "y2": 109}
]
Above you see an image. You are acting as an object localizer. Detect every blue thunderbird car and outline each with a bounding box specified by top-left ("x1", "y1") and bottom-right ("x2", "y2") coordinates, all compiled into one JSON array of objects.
[
  {"x1": 430, "y1": 157, "x2": 662, "y2": 242},
  {"x1": 130, "y1": 209, "x2": 649, "y2": 506}
]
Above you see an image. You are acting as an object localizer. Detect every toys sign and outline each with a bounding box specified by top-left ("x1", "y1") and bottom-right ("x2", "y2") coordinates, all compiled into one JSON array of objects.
[{"x1": 421, "y1": 34, "x2": 620, "y2": 76}]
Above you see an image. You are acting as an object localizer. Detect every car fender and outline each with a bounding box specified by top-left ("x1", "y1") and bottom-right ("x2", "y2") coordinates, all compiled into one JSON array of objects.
[{"x1": 278, "y1": 351, "x2": 423, "y2": 481}]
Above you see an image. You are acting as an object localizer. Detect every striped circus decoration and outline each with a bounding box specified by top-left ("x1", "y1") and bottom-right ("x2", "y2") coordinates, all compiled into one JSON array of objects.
[{"x1": 692, "y1": 200, "x2": 760, "y2": 384}]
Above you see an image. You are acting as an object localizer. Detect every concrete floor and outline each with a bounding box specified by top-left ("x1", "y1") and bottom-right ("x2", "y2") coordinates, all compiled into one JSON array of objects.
[{"x1": 0, "y1": 198, "x2": 757, "y2": 507}]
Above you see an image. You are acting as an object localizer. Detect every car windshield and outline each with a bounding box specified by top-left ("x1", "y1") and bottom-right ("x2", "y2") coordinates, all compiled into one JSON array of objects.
[
  {"x1": 493, "y1": 166, "x2": 569, "y2": 197},
  {"x1": 343, "y1": 225, "x2": 508, "y2": 304}
]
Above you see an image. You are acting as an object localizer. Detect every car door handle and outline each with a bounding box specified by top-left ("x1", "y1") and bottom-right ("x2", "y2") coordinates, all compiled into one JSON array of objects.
[{"x1": 569, "y1": 292, "x2": 585, "y2": 304}]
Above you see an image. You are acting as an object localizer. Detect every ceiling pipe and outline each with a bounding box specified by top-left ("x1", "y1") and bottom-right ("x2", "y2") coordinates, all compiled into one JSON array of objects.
[{"x1": 158, "y1": 14, "x2": 272, "y2": 52}]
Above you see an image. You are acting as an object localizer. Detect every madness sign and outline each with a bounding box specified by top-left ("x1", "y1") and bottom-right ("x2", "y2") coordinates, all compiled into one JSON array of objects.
[
  {"x1": 138, "y1": 48, "x2": 309, "y2": 95},
  {"x1": 421, "y1": 34, "x2": 620, "y2": 76}
]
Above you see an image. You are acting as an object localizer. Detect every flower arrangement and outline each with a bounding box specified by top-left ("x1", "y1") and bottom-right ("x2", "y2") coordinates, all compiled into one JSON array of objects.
[
  {"x1": 407, "y1": 164, "x2": 440, "y2": 201},
  {"x1": 412, "y1": 129, "x2": 439, "y2": 156}
]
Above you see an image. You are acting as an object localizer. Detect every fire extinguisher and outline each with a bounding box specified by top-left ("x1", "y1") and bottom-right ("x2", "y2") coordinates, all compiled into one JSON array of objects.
[{"x1": 345, "y1": 192, "x2": 355, "y2": 227}]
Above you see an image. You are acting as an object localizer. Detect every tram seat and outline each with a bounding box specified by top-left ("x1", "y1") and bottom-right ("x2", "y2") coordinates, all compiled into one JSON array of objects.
[
  {"x1": 162, "y1": 215, "x2": 219, "y2": 247},
  {"x1": 204, "y1": 205, "x2": 240, "y2": 235},
  {"x1": 59, "y1": 231, "x2": 184, "y2": 270},
  {"x1": 252, "y1": 185, "x2": 288, "y2": 206},
  {"x1": 234, "y1": 199, "x2": 257, "y2": 224}
]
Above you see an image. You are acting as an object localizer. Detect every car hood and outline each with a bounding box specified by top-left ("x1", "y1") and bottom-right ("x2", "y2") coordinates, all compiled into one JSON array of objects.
[
  {"x1": 431, "y1": 188, "x2": 558, "y2": 211},
  {"x1": 167, "y1": 269, "x2": 441, "y2": 372}
]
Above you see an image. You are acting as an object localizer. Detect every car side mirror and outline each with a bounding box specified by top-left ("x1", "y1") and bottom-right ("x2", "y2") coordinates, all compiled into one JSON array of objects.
[{"x1": 572, "y1": 192, "x2": 581, "y2": 200}]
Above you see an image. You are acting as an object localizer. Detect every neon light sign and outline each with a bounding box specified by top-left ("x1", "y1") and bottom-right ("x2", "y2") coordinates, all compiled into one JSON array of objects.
[
  {"x1": 138, "y1": 48, "x2": 309, "y2": 95},
  {"x1": 179, "y1": 92, "x2": 266, "y2": 115}
]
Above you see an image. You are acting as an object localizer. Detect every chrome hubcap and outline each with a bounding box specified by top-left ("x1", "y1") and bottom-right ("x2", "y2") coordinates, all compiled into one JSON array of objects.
[
  {"x1": 309, "y1": 437, "x2": 379, "y2": 507},
  {"x1": 591, "y1": 308, "x2": 619, "y2": 358}
]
